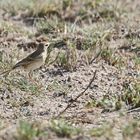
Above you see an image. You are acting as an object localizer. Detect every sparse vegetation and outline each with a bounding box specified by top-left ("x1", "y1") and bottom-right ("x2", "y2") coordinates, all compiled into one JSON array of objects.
[
  {"x1": 89, "y1": 123, "x2": 114, "y2": 138},
  {"x1": 122, "y1": 120, "x2": 140, "y2": 140},
  {"x1": 49, "y1": 119, "x2": 81, "y2": 138},
  {"x1": 0, "y1": 0, "x2": 140, "y2": 139},
  {"x1": 15, "y1": 121, "x2": 46, "y2": 140}
]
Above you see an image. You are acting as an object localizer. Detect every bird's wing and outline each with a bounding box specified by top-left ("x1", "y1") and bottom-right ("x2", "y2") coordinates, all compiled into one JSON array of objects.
[{"x1": 12, "y1": 51, "x2": 42, "y2": 69}]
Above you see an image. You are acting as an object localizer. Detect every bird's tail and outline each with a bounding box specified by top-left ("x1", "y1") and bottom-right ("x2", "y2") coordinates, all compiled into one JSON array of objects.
[{"x1": 0, "y1": 69, "x2": 12, "y2": 77}]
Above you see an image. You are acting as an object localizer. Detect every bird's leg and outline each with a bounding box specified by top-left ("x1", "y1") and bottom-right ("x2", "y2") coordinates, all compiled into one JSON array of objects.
[
  {"x1": 27, "y1": 71, "x2": 35, "y2": 84},
  {"x1": 28, "y1": 71, "x2": 36, "y2": 83},
  {"x1": 28, "y1": 71, "x2": 43, "y2": 89},
  {"x1": 28, "y1": 71, "x2": 32, "y2": 80}
]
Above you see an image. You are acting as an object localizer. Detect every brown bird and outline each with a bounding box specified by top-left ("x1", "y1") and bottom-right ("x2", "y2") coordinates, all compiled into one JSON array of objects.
[{"x1": 0, "y1": 42, "x2": 49, "y2": 78}]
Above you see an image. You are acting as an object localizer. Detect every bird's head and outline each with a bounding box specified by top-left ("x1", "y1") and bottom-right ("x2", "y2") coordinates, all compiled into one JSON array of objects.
[{"x1": 37, "y1": 42, "x2": 50, "y2": 52}]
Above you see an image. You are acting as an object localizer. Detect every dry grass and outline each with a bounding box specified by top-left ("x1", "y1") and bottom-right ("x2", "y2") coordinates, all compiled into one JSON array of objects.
[{"x1": 0, "y1": 0, "x2": 140, "y2": 139}]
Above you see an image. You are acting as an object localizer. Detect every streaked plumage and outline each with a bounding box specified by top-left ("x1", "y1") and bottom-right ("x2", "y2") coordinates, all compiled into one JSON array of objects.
[{"x1": 0, "y1": 43, "x2": 49, "y2": 76}]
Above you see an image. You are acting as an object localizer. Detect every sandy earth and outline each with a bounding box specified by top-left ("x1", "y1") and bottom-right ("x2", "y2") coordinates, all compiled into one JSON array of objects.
[{"x1": 0, "y1": 0, "x2": 140, "y2": 140}]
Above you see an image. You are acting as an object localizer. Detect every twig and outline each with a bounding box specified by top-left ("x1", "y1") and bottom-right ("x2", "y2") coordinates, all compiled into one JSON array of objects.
[
  {"x1": 55, "y1": 70, "x2": 97, "y2": 118},
  {"x1": 89, "y1": 50, "x2": 101, "y2": 64},
  {"x1": 127, "y1": 107, "x2": 140, "y2": 113}
]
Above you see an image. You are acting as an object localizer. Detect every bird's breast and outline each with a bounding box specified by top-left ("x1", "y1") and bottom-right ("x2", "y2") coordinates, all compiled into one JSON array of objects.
[
  {"x1": 42, "y1": 51, "x2": 47, "y2": 63},
  {"x1": 25, "y1": 59, "x2": 44, "y2": 71}
]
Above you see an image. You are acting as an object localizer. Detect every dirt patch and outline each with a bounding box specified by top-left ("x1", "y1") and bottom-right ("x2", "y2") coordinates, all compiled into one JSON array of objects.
[{"x1": 0, "y1": 0, "x2": 140, "y2": 140}]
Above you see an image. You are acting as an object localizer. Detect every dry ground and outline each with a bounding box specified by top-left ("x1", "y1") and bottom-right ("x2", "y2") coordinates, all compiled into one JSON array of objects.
[{"x1": 0, "y1": 0, "x2": 140, "y2": 140}]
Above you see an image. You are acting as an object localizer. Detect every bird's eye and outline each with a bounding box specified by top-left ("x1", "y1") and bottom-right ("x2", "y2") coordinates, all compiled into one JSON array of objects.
[{"x1": 45, "y1": 43, "x2": 50, "y2": 47}]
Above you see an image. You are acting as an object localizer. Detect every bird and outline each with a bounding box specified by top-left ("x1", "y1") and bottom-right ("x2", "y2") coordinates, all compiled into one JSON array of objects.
[{"x1": 0, "y1": 42, "x2": 50, "y2": 78}]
